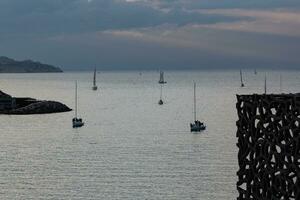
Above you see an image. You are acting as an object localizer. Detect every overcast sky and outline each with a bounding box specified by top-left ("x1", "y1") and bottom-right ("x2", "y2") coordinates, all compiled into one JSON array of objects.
[{"x1": 1, "y1": 0, "x2": 300, "y2": 70}]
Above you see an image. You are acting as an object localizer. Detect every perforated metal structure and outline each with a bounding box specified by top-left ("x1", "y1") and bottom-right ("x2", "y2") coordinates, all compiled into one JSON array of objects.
[{"x1": 236, "y1": 94, "x2": 300, "y2": 200}]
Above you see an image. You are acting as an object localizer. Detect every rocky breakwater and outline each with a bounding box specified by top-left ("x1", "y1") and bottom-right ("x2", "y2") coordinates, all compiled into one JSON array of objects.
[{"x1": 0, "y1": 90, "x2": 71, "y2": 115}]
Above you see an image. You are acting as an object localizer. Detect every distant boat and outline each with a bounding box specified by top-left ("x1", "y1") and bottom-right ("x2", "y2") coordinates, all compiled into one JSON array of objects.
[
  {"x1": 240, "y1": 69, "x2": 245, "y2": 87},
  {"x1": 190, "y1": 82, "x2": 206, "y2": 132},
  {"x1": 254, "y1": 69, "x2": 257, "y2": 75},
  {"x1": 158, "y1": 71, "x2": 167, "y2": 84},
  {"x1": 72, "y1": 81, "x2": 84, "y2": 128},
  {"x1": 158, "y1": 85, "x2": 163, "y2": 105},
  {"x1": 92, "y1": 68, "x2": 98, "y2": 91}
]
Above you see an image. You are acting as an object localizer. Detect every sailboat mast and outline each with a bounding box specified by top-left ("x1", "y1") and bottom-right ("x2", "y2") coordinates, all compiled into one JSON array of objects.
[
  {"x1": 264, "y1": 73, "x2": 267, "y2": 94},
  {"x1": 240, "y1": 69, "x2": 243, "y2": 86},
  {"x1": 75, "y1": 81, "x2": 78, "y2": 118},
  {"x1": 279, "y1": 74, "x2": 282, "y2": 93},
  {"x1": 160, "y1": 85, "x2": 163, "y2": 100},
  {"x1": 93, "y1": 68, "x2": 96, "y2": 86},
  {"x1": 194, "y1": 82, "x2": 196, "y2": 121}
]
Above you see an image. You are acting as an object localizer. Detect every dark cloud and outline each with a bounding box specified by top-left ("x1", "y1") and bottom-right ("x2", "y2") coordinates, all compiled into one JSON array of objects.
[
  {"x1": 0, "y1": 0, "x2": 245, "y2": 38},
  {"x1": 0, "y1": 0, "x2": 299, "y2": 69},
  {"x1": 145, "y1": 0, "x2": 300, "y2": 9}
]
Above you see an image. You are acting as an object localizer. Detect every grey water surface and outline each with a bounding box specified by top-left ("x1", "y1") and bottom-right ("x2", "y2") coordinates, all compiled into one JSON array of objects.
[{"x1": 0, "y1": 70, "x2": 299, "y2": 199}]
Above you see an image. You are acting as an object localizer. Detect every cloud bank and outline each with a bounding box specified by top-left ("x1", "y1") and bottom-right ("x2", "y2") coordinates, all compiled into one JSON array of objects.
[{"x1": 0, "y1": 0, "x2": 299, "y2": 69}]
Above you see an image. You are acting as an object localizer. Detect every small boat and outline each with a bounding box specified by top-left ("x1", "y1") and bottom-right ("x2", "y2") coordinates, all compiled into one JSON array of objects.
[
  {"x1": 254, "y1": 69, "x2": 257, "y2": 75},
  {"x1": 72, "y1": 81, "x2": 84, "y2": 128},
  {"x1": 240, "y1": 69, "x2": 245, "y2": 87},
  {"x1": 158, "y1": 71, "x2": 167, "y2": 84},
  {"x1": 92, "y1": 68, "x2": 98, "y2": 90},
  {"x1": 158, "y1": 85, "x2": 163, "y2": 105},
  {"x1": 190, "y1": 82, "x2": 206, "y2": 132}
]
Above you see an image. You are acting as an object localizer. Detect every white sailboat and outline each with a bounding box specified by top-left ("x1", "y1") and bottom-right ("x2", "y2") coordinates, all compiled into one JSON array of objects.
[
  {"x1": 158, "y1": 84, "x2": 163, "y2": 105},
  {"x1": 92, "y1": 68, "x2": 98, "y2": 90},
  {"x1": 158, "y1": 71, "x2": 167, "y2": 84},
  {"x1": 240, "y1": 69, "x2": 245, "y2": 87},
  {"x1": 72, "y1": 81, "x2": 84, "y2": 128},
  {"x1": 190, "y1": 82, "x2": 206, "y2": 132}
]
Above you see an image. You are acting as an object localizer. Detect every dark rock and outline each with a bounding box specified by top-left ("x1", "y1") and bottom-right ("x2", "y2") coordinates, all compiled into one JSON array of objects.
[
  {"x1": 5, "y1": 101, "x2": 72, "y2": 115},
  {"x1": 0, "y1": 90, "x2": 12, "y2": 98},
  {"x1": 0, "y1": 90, "x2": 71, "y2": 114}
]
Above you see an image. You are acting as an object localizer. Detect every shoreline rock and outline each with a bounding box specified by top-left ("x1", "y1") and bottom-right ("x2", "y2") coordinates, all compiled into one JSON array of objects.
[
  {"x1": 4, "y1": 101, "x2": 72, "y2": 115},
  {"x1": 0, "y1": 90, "x2": 71, "y2": 115}
]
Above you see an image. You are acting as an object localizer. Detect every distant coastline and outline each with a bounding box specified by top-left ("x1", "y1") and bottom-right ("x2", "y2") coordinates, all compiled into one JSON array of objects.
[{"x1": 0, "y1": 56, "x2": 62, "y2": 73}]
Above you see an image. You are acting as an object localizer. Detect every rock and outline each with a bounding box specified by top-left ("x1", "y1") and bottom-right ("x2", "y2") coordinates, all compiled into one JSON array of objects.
[{"x1": 5, "y1": 101, "x2": 72, "y2": 115}]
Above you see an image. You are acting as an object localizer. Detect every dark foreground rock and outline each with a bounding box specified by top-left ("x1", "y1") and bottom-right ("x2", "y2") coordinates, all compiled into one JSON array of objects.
[
  {"x1": 4, "y1": 101, "x2": 71, "y2": 115},
  {"x1": 0, "y1": 90, "x2": 71, "y2": 114}
]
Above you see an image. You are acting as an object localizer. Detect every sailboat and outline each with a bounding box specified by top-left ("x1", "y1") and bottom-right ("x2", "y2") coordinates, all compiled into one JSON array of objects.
[
  {"x1": 254, "y1": 69, "x2": 257, "y2": 75},
  {"x1": 72, "y1": 81, "x2": 84, "y2": 128},
  {"x1": 158, "y1": 85, "x2": 163, "y2": 105},
  {"x1": 240, "y1": 69, "x2": 245, "y2": 87},
  {"x1": 158, "y1": 71, "x2": 167, "y2": 84},
  {"x1": 92, "y1": 68, "x2": 98, "y2": 90},
  {"x1": 190, "y1": 82, "x2": 206, "y2": 132}
]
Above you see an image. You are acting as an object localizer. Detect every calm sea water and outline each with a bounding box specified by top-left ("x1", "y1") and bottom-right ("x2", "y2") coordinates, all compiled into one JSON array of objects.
[{"x1": 0, "y1": 70, "x2": 299, "y2": 199}]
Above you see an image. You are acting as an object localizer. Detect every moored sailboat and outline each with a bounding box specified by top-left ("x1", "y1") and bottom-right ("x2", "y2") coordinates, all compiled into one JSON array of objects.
[
  {"x1": 190, "y1": 82, "x2": 206, "y2": 132},
  {"x1": 240, "y1": 69, "x2": 245, "y2": 87},
  {"x1": 92, "y1": 68, "x2": 98, "y2": 90},
  {"x1": 72, "y1": 81, "x2": 84, "y2": 128},
  {"x1": 158, "y1": 84, "x2": 163, "y2": 105}
]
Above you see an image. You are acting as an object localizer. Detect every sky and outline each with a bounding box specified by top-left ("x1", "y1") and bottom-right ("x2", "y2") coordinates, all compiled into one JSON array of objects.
[{"x1": 0, "y1": 0, "x2": 300, "y2": 70}]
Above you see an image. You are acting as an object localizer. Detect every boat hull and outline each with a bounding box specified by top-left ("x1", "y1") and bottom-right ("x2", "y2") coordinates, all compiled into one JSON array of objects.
[
  {"x1": 190, "y1": 126, "x2": 206, "y2": 132},
  {"x1": 72, "y1": 118, "x2": 84, "y2": 128},
  {"x1": 190, "y1": 123, "x2": 206, "y2": 132},
  {"x1": 158, "y1": 99, "x2": 163, "y2": 105}
]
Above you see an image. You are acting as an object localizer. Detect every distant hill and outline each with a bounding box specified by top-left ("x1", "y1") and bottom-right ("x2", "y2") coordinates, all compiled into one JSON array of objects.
[{"x1": 0, "y1": 56, "x2": 62, "y2": 73}]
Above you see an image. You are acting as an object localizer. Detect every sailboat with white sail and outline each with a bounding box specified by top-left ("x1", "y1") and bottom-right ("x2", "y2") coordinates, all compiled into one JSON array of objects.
[
  {"x1": 92, "y1": 68, "x2": 98, "y2": 91},
  {"x1": 72, "y1": 81, "x2": 84, "y2": 128},
  {"x1": 158, "y1": 71, "x2": 167, "y2": 84},
  {"x1": 158, "y1": 85, "x2": 163, "y2": 105},
  {"x1": 240, "y1": 69, "x2": 245, "y2": 87},
  {"x1": 190, "y1": 82, "x2": 206, "y2": 132}
]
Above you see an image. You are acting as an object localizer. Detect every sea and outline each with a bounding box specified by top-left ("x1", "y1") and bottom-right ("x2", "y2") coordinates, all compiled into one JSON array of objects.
[{"x1": 0, "y1": 70, "x2": 299, "y2": 200}]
